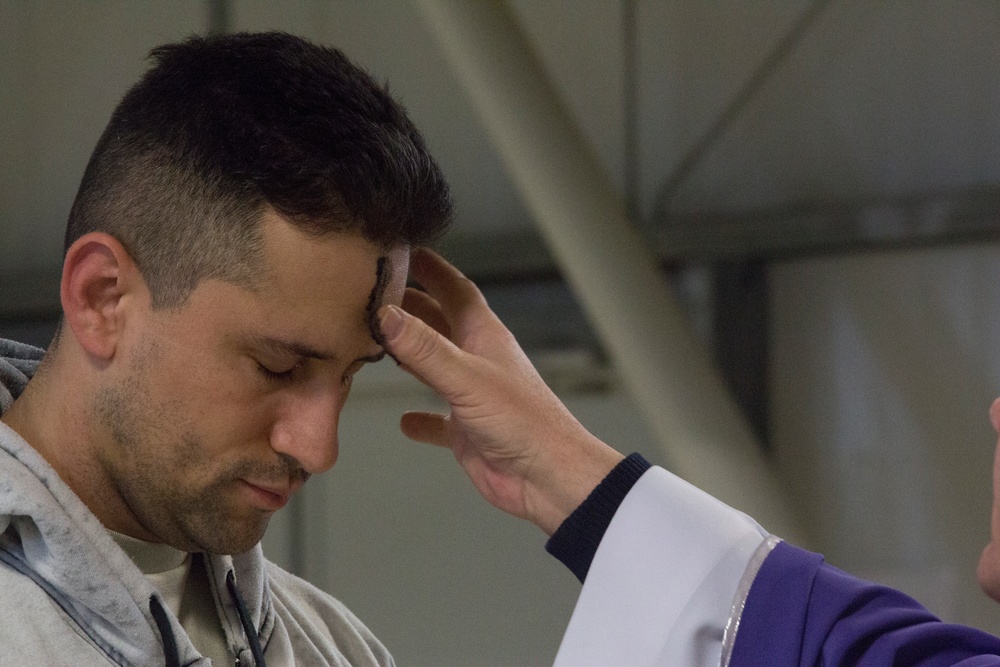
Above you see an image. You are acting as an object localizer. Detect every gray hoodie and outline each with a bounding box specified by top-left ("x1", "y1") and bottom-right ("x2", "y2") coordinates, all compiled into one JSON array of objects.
[{"x1": 0, "y1": 339, "x2": 394, "y2": 666}]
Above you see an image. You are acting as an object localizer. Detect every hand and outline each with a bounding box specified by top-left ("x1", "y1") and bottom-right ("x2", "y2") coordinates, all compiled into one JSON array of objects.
[{"x1": 378, "y1": 248, "x2": 623, "y2": 535}]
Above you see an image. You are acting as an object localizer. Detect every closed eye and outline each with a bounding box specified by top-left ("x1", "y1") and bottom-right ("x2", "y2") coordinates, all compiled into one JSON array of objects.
[{"x1": 256, "y1": 361, "x2": 302, "y2": 383}]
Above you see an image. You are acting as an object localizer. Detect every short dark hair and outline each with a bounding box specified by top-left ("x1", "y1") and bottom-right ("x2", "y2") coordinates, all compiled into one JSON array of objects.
[{"x1": 65, "y1": 31, "x2": 452, "y2": 308}]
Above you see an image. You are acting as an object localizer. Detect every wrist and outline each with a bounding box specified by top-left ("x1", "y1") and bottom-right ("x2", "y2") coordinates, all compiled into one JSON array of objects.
[{"x1": 525, "y1": 432, "x2": 624, "y2": 536}]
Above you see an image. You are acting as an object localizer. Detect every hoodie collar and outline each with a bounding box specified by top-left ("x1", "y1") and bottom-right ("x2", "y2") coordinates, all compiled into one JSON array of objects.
[
  {"x1": 0, "y1": 339, "x2": 44, "y2": 414},
  {"x1": 0, "y1": 420, "x2": 176, "y2": 665}
]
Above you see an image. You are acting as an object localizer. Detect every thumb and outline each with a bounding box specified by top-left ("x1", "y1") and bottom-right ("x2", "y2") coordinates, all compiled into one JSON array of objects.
[{"x1": 379, "y1": 304, "x2": 474, "y2": 402}]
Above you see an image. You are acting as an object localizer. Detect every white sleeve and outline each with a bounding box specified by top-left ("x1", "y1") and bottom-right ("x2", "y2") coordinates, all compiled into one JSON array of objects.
[{"x1": 553, "y1": 466, "x2": 776, "y2": 667}]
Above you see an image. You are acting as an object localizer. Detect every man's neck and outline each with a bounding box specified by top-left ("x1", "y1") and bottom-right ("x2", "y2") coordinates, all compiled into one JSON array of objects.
[{"x1": 1, "y1": 355, "x2": 155, "y2": 542}]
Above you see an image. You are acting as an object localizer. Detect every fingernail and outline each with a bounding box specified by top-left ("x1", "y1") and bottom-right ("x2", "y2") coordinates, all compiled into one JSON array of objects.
[{"x1": 379, "y1": 305, "x2": 404, "y2": 341}]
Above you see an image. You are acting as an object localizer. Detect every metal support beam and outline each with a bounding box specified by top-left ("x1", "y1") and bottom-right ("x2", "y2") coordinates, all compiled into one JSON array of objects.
[
  {"x1": 438, "y1": 188, "x2": 1000, "y2": 282},
  {"x1": 206, "y1": 0, "x2": 230, "y2": 36},
  {"x1": 712, "y1": 260, "x2": 770, "y2": 446},
  {"x1": 417, "y1": 0, "x2": 801, "y2": 539},
  {"x1": 653, "y1": 188, "x2": 1000, "y2": 260}
]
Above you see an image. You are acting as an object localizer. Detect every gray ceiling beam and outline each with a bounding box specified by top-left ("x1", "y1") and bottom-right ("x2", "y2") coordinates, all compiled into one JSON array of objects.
[
  {"x1": 653, "y1": 188, "x2": 1000, "y2": 261},
  {"x1": 441, "y1": 187, "x2": 1000, "y2": 284},
  {"x1": 206, "y1": 0, "x2": 230, "y2": 36}
]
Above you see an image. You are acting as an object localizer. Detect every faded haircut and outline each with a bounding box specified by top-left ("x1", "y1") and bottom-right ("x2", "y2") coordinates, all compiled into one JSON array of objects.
[{"x1": 65, "y1": 31, "x2": 452, "y2": 309}]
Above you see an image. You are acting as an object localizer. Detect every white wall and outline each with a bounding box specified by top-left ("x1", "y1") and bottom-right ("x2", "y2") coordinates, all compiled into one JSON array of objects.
[
  {"x1": 771, "y1": 245, "x2": 1000, "y2": 635},
  {"x1": 0, "y1": 1, "x2": 205, "y2": 276}
]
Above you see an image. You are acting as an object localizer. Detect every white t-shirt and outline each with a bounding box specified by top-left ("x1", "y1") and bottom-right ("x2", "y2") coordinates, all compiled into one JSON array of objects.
[{"x1": 110, "y1": 531, "x2": 233, "y2": 665}]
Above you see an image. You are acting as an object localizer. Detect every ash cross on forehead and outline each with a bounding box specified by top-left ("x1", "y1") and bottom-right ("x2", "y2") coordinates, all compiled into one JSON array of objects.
[{"x1": 366, "y1": 256, "x2": 400, "y2": 365}]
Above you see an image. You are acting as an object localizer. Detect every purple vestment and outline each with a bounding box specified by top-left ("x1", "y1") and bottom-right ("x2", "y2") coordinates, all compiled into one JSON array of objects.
[{"x1": 732, "y1": 541, "x2": 1000, "y2": 665}]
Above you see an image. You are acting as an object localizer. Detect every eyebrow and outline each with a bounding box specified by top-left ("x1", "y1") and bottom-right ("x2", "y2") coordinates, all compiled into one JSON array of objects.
[{"x1": 248, "y1": 334, "x2": 386, "y2": 365}]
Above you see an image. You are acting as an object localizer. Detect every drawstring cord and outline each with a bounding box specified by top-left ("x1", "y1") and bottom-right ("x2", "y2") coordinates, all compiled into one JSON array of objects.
[
  {"x1": 227, "y1": 570, "x2": 268, "y2": 667},
  {"x1": 151, "y1": 572, "x2": 268, "y2": 667},
  {"x1": 150, "y1": 595, "x2": 181, "y2": 667}
]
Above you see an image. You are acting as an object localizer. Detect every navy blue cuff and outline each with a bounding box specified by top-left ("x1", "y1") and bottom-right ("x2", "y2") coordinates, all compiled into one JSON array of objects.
[{"x1": 545, "y1": 453, "x2": 652, "y2": 583}]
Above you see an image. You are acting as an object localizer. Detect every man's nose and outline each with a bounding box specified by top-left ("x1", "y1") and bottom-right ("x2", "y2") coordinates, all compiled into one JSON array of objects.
[{"x1": 270, "y1": 386, "x2": 343, "y2": 475}]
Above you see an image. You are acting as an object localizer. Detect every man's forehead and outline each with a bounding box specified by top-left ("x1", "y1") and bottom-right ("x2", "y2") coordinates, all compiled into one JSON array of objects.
[
  {"x1": 259, "y1": 213, "x2": 407, "y2": 284},
  {"x1": 254, "y1": 227, "x2": 408, "y2": 355}
]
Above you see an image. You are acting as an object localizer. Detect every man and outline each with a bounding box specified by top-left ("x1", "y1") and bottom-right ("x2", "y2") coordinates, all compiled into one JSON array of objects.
[{"x1": 0, "y1": 31, "x2": 450, "y2": 665}]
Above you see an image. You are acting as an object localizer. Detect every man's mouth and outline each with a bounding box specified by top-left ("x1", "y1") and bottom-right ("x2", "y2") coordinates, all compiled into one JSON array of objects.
[{"x1": 240, "y1": 480, "x2": 291, "y2": 510}]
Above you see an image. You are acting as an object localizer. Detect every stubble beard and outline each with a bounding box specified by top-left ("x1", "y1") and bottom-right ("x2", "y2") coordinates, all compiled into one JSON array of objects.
[{"x1": 93, "y1": 360, "x2": 273, "y2": 554}]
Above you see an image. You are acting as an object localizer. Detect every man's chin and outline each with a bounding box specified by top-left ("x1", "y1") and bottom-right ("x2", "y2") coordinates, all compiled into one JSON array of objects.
[
  {"x1": 204, "y1": 527, "x2": 268, "y2": 555},
  {"x1": 184, "y1": 514, "x2": 270, "y2": 555}
]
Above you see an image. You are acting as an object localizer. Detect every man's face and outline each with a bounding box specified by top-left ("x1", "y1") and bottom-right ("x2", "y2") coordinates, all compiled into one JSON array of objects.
[
  {"x1": 94, "y1": 212, "x2": 409, "y2": 554},
  {"x1": 978, "y1": 397, "x2": 1000, "y2": 600}
]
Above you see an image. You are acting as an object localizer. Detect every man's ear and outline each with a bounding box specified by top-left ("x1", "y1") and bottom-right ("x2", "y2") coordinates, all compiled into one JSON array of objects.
[{"x1": 60, "y1": 232, "x2": 146, "y2": 361}]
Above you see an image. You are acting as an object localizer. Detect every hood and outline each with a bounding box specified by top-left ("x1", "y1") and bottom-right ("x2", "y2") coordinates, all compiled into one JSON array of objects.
[
  {"x1": 0, "y1": 338, "x2": 274, "y2": 666},
  {"x1": 0, "y1": 420, "x2": 176, "y2": 665},
  {"x1": 0, "y1": 338, "x2": 44, "y2": 413}
]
